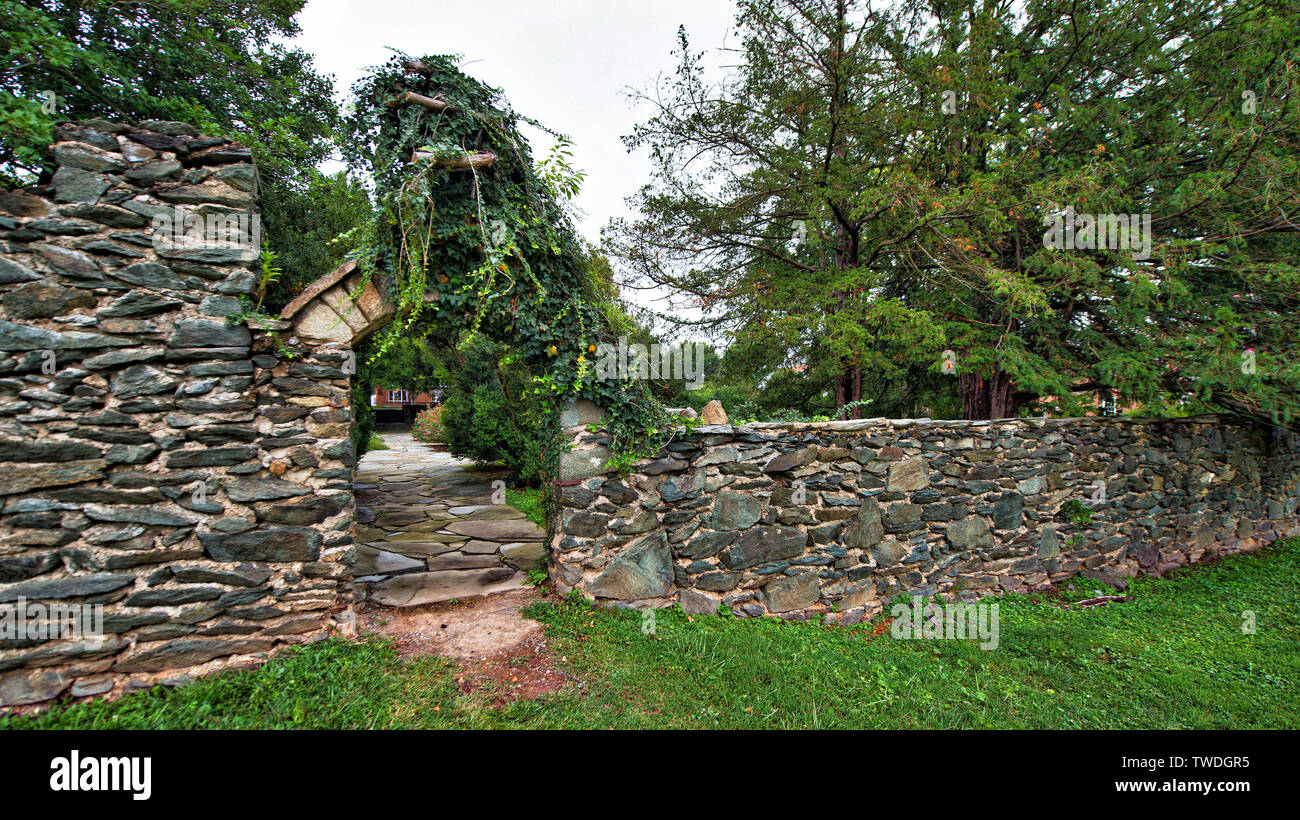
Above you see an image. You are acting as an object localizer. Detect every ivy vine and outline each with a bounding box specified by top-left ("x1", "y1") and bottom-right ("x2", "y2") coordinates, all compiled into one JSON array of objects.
[{"x1": 340, "y1": 54, "x2": 684, "y2": 522}]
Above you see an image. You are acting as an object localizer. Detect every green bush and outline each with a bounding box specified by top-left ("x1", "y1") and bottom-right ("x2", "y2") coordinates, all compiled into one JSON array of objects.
[
  {"x1": 411, "y1": 407, "x2": 446, "y2": 443},
  {"x1": 351, "y1": 379, "x2": 376, "y2": 459},
  {"x1": 440, "y1": 337, "x2": 543, "y2": 485}
]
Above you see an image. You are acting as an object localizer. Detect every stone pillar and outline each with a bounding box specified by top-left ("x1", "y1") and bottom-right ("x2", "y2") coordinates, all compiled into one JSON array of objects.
[{"x1": 0, "y1": 120, "x2": 356, "y2": 709}]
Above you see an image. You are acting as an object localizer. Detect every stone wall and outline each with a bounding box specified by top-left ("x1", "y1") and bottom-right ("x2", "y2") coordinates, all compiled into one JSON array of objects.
[
  {"x1": 0, "y1": 120, "x2": 364, "y2": 708},
  {"x1": 554, "y1": 410, "x2": 1300, "y2": 621}
]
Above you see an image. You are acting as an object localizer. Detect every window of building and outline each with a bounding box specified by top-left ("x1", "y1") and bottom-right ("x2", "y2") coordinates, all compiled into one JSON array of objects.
[{"x1": 388, "y1": 389, "x2": 409, "y2": 403}]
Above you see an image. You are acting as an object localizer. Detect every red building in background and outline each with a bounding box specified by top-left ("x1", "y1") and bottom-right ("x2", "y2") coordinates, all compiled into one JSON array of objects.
[{"x1": 370, "y1": 386, "x2": 440, "y2": 424}]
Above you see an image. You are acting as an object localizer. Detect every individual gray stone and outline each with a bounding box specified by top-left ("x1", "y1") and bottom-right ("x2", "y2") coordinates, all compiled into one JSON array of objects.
[
  {"x1": 199, "y1": 295, "x2": 244, "y2": 317},
  {"x1": 993, "y1": 492, "x2": 1024, "y2": 530},
  {"x1": 1038, "y1": 525, "x2": 1060, "y2": 558},
  {"x1": 500, "y1": 541, "x2": 546, "y2": 570},
  {"x1": 199, "y1": 528, "x2": 322, "y2": 562},
  {"x1": 69, "y1": 676, "x2": 115, "y2": 698},
  {"x1": 52, "y1": 142, "x2": 127, "y2": 173},
  {"x1": 352, "y1": 545, "x2": 425, "y2": 576},
  {"x1": 1, "y1": 280, "x2": 93, "y2": 318},
  {"x1": 51, "y1": 166, "x2": 111, "y2": 202},
  {"x1": 641, "y1": 457, "x2": 687, "y2": 474},
  {"x1": 114, "y1": 638, "x2": 274, "y2": 673},
  {"x1": 560, "y1": 446, "x2": 613, "y2": 480},
  {"x1": 443, "y1": 518, "x2": 545, "y2": 541},
  {"x1": 0, "y1": 572, "x2": 134, "y2": 603},
  {"x1": 887, "y1": 456, "x2": 930, "y2": 491},
  {"x1": 561, "y1": 510, "x2": 609, "y2": 539},
  {"x1": 610, "y1": 509, "x2": 658, "y2": 535},
  {"x1": 947, "y1": 516, "x2": 994, "y2": 551},
  {"x1": 124, "y1": 158, "x2": 182, "y2": 184},
  {"x1": 677, "y1": 530, "x2": 736, "y2": 560},
  {"x1": 111, "y1": 364, "x2": 177, "y2": 398},
  {"x1": 842, "y1": 497, "x2": 884, "y2": 550},
  {"x1": 366, "y1": 568, "x2": 525, "y2": 606},
  {"x1": 0, "y1": 667, "x2": 68, "y2": 706},
  {"x1": 763, "y1": 447, "x2": 816, "y2": 472},
  {"x1": 711, "y1": 491, "x2": 761, "y2": 530},
  {"x1": 695, "y1": 446, "x2": 739, "y2": 467},
  {"x1": 138, "y1": 120, "x2": 198, "y2": 136},
  {"x1": 165, "y1": 446, "x2": 256, "y2": 467},
  {"x1": 587, "y1": 531, "x2": 672, "y2": 600},
  {"x1": 762, "y1": 572, "x2": 820, "y2": 613},
  {"x1": 657, "y1": 472, "x2": 703, "y2": 503},
  {"x1": 254, "y1": 493, "x2": 347, "y2": 525},
  {"x1": 680, "y1": 587, "x2": 720, "y2": 615},
  {"x1": 168, "y1": 318, "x2": 251, "y2": 348},
  {"x1": 171, "y1": 565, "x2": 272, "y2": 587},
  {"x1": 84, "y1": 504, "x2": 196, "y2": 526},
  {"x1": 0, "y1": 459, "x2": 107, "y2": 496},
  {"x1": 125, "y1": 586, "x2": 223, "y2": 606},
  {"x1": 870, "y1": 536, "x2": 906, "y2": 567},
  {"x1": 0, "y1": 257, "x2": 43, "y2": 284},
  {"x1": 223, "y1": 478, "x2": 311, "y2": 502},
  {"x1": 82, "y1": 347, "x2": 165, "y2": 370},
  {"x1": 719, "y1": 526, "x2": 806, "y2": 570},
  {"x1": 99, "y1": 290, "x2": 182, "y2": 318},
  {"x1": 0, "y1": 552, "x2": 62, "y2": 583},
  {"x1": 106, "y1": 260, "x2": 180, "y2": 291}
]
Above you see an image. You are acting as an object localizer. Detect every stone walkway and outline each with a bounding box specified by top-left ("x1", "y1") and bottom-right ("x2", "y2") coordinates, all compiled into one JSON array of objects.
[{"x1": 350, "y1": 432, "x2": 546, "y2": 607}]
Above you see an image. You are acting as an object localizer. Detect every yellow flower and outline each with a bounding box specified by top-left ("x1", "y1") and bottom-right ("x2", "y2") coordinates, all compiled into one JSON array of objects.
[{"x1": 547, "y1": 345, "x2": 558, "y2": 357}]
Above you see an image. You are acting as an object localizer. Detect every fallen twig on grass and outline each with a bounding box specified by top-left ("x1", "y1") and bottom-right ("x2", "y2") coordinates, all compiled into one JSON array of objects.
[{"x1": 1074, "y1": 595, "x2": 1132, "y2": 608}]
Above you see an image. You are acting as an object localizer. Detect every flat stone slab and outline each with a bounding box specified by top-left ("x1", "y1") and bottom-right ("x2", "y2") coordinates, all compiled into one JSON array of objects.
[
  {"x1": 459, "y1": 506, "x2": 527, "y2": 521},
  {"x1": 501, "y1": 541, "x2": 546, "y2": 570},
  {"x1": 426, "y1": 552, "x2": 503, "y2": 571},
  {"x1": 373, "y1": 511, "x2": 434, "y2": 527},
  {"x1": 382, "y1": 531, "x2": 463, "y2": 543},
  {"x1": 367, "y1": 568, "x2": 527, "y2": 606},
  {"x1": 383, "y1": 541, "x2": 462, "y2": 559},
  {"x1": 352, "y1": 545, "x2": 425, "y2": 576},
  {"x1": 442, "y1": 519, "x2": 545, "y2": 542}
]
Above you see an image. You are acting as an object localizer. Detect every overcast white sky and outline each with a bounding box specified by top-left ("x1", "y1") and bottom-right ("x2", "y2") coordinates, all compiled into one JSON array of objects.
[{"x1": 295, "y1": 0, "x2": 738, "y2": 248}]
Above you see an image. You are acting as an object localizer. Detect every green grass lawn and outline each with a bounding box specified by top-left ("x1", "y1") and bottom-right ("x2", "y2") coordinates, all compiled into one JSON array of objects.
[
  {"x1": 5, "y1": 537, "x2": 1297, "y2": 730},
  {"x1": 505, "y1": 487, "x2": 545, "y2": 528}
]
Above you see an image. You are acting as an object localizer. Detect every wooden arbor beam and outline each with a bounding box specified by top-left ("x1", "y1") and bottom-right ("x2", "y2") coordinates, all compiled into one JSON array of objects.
[
  {"x1": 408, "y1": 150, "x2": 497, "y2": 170},
  {"x1": 385, "y1": 90, "x2": 452, "y2": 113}
]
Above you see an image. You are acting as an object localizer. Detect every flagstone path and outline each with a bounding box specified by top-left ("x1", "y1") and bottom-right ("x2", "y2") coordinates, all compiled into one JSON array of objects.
[{"x1": 350, "y1": 431, "x2": 546, "y2": 607}]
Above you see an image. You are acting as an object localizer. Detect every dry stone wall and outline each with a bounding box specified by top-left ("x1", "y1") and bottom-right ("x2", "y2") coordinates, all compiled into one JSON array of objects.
[
  {"x1": 555, "y1": 409, "x2": 1300, "y2": 621},
  {"x1": 0, "y1": 120, "x2": 363, "y2": 708}
]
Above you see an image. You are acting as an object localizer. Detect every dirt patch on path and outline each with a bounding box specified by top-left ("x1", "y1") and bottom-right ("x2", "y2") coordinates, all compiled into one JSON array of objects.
[{"x1": 358, "y1": 588, "x2": 570, "y2": 704}]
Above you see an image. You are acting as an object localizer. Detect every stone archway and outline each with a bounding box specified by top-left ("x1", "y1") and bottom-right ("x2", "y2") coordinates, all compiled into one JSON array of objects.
[
  {"x1": 0, "y1": 118, "x2": 549, "y2": 710},
  {"x1": 277, "y1": 261, "x2": 547, "y2": 607}
]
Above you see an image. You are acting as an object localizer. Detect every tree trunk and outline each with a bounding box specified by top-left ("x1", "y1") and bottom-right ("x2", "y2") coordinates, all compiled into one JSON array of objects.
[{"x1": 959, "y1": 370, "x2": 1015, "y2": 419}]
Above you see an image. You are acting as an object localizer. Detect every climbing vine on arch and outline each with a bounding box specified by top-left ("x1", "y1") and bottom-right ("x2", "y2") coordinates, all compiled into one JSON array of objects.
[{"x1": 341, "y1": 54, "x2": 680, "y2": 512}]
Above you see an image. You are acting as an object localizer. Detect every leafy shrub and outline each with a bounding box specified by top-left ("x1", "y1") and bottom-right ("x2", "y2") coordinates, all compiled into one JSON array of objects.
[
  {"x1": 439, "y1": 337, "x2": 544, "y2": 485},
  {"x1": 411, "y1": 407, "x2": 445, "y2": 443},
  {"x1": 351, "y1": 379, "x2": 376, "y2": 458}
]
